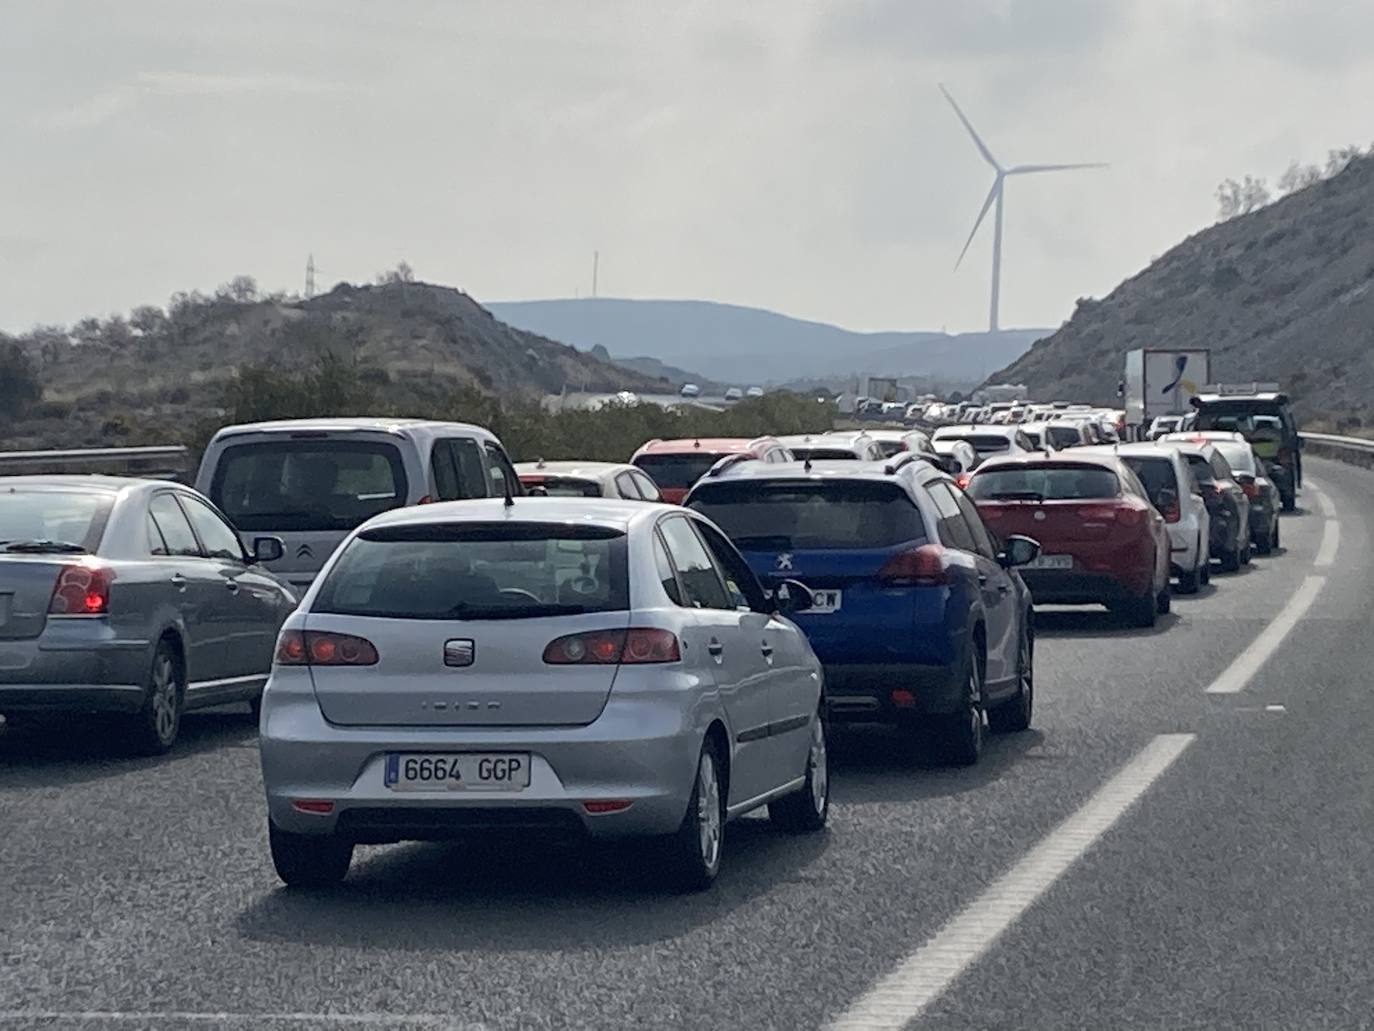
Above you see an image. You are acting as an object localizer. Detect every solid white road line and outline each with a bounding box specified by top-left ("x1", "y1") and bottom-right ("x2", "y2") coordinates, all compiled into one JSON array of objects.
[
  {"x1": 0, "y1": 1015, "x2": 472, "y2": 1028},
  {"x1": 1314, "y1": 491, "x2": 1336, "y2": 518},
  {"x1": 1205, "y1": 575, "x2": 1326, "y2": 694},
  {"x1": 827, "y1": 734, "x2": 1196, "y2": 1031},
  {"x1": 1314, "y1": 519, "x2": 1340, "y2": 568}
]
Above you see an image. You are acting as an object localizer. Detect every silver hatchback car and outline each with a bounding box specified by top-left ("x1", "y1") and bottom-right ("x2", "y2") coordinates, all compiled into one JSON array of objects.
[
  {"x1": 260, "y1": 497, "x2": 829, "y2": 891},
  {"x1": 0, "y1": 476, "x2": 297, "y2": 753}
]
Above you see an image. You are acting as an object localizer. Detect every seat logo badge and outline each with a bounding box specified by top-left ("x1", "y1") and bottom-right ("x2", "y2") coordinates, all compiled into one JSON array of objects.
[
  {"x1": 295, "y1": 543, "x2": 314, "y2": 559},
  {"x1": 444, "y1": 639, "x2": 475, "y2": 668},
  {"x1": 1033, "y1": 511, "x2": 1046, "y2": 521},
  {"x1": 776, "y1": 553, "x2": 794, "y2": 570}
]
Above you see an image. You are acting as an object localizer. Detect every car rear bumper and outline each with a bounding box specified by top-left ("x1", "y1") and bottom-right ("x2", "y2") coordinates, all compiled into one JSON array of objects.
[
  {"x1": 1020, "y1": 568, "x2": 1150, "y2": 605},
  {"x1": 0, "y1": 633, "x2": 150, "y2": 711},
  {"x1": 0, "y1": 683, "x2": 145, "y2": 713},
  {"x1": 260, "y1": 685, "x2": 703, "y2": 841},
  {"x1": 822, "y1": 661, "x2": 965, "y2": 721}
]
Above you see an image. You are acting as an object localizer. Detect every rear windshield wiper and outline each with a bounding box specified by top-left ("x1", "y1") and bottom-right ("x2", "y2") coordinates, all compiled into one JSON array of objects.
[{"x1": 2, "y1": 539, "x2": 88, "y2": 554}]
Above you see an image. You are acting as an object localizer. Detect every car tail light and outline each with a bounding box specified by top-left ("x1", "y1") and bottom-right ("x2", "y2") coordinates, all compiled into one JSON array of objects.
[
  {"x1": 542, "y1": 628, "x2": 680, "y2": 665},
  {"x1": 274, "y1": 630, "x2": 379, "y2": 666},
  {"x1": 1240, "y1": 478, "x2": 1259, "y2": 499},
  {"x1": 879, "y1": 544, "x2": 948, "y2": 586},
  {"x1": 290, "y1": 799, "x2": 335, "y2": 814},
  {"x1": 583, "y1": 800, "x2": 633, "y2": 814},
  {"x1": 416, "y1": 495, "x2": 434, "y2": 505},
  {"x1": 1080, "y1": 503, "x2": 1143, "y2": 526},
  {"x1": 1161, "y1": 497, "x2": 1181, "y2": 523},
  {"x1": 48, "y1": 563, "x2": 114, "y2": 616},
  {"x1": 954, "y1": 472, "x2": 972, "y2": 490}
]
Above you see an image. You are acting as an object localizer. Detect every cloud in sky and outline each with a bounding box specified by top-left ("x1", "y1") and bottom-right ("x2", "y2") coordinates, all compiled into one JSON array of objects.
[{"x1": 1, "y1": 0, "x2": 1372, "y2": 335}]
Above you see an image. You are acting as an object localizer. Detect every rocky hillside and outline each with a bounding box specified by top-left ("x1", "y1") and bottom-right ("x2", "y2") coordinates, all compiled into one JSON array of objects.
[
  {"x1": 1, "y1": 281, "x2": 664, "y2": 449},
  {"x1": 987, "y1": 158, "x2": 1374, "y2": 427}
]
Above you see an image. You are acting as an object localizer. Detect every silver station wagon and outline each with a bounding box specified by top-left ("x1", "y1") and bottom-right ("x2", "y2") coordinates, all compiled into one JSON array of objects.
[{"x1": 260, "y1": 497, "x2": 829, "y2": 892}]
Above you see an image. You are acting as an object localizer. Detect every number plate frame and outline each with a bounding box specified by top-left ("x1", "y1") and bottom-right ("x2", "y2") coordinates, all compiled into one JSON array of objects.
[
  {"x1": 1025, "y1": 554, "x2": 1074, "y2": 570},
  {"x1": 384, "y1": 752, "x2": 532, "y2": 792}
]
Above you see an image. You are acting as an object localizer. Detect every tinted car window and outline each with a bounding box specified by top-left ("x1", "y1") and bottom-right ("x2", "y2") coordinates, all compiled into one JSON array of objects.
[
  {"x1": 1185, "y1": 454, "x2": 1216, "y2": 484},
  {"x1": 652, "y1": 533, "x2": 683, "y2": 605},
  {"x1": 148, "y1": 494, "x2": 201, "y2": 557},
  {"x1": 179, "y1": 495, "x2": 245, "y2": 561},
  {"x1": 631, "y1": 471, "x2": 661, "y2": 501},
  {"x1": 1023, "y1": 430, "x2": 1043, "y2": 449},
  {"x1": 432, "y1": 438, "x2": 488, "y2": 501},
  {"x1": 1120, "y1": 456, "x2": 1178, "y2": 507},
  {"x1": 1214, "y1": 443, "x2": 1256, "y2": 475},
  {"x1": 658, "y1": 517, "x2": 731, "y2": 610},
  {"x1": 688, "y1": 481, "x2": 928, "y2": 551},
  {"x1": 314, "y1": 522, "x2": 627, "y2": 619},
  {"x1": 527, "y1": 476, "x2": 601, "y2": 498},
  {"x1": 1210, "y1": 453, "x2": 1234, "y2": 480},
  {"x1": 950, "y1": 488, "x2": 997, "y2": 559},
  {"x1": 614, "y1": 473, "x2": 641, "y2": 499},
  {"x1": 0, "y1": 490, "x2": 112, "y2": 552},
  {"x1": 633, "y1": 453, "x2": 722, "y2": 490},
  {"x1": 694, "y1": 520, "x2": 768, "y2": 611},
  {"x1": 484, "y1": 442, "x2": 521, "y2": 498},
  {"x1": 926, "y1": 483, "x2": 977, "y2": 552},
  {"x1": 939, "y1": 434, "x2": 1014, "y2": 455},
  {"x1": 968, "y1": 465, "x2": 1121, "y2": 501},
  {"x1": 1046, "y1": 425, "x2": 1083, "y2": 449},
  {"x1": 789, "y1": 447, "x2": 863, "y2": 461},
  {"x1": 211, "y1": 440, "x2": 407, "y2": 532},
  {"x1": 873, "y1": 440, "x2": 906, "y2": 459}
]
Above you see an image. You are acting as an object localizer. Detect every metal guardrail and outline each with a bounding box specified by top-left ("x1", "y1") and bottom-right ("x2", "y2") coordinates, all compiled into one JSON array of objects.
[
  {"x1": 1299, "y1": 432, "x2": 1374, "y2": 468},
  {"x1": 0, "y1": 445, "x2": 192, "y2": 480}
]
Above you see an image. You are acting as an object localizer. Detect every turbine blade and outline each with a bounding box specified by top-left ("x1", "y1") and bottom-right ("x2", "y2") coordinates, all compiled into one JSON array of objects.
[
  {"x1": 956, "y1": 181, "x2": 1000, "y2": 269},
  {"x1": 939, "y1": 84, "x2": 1001, "y2": 171},
  {"x1": 1005, "y1": 162, "x2": 1109, "y2": 175}
]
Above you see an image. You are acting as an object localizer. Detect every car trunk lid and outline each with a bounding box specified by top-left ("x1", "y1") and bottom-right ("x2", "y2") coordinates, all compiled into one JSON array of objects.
[{"x1": 0, "y1": 557, "x2": 64, "y2": 640}]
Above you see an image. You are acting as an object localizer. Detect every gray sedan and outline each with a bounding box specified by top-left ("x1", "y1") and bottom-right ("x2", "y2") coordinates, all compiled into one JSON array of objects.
[
  {"x1": 260, "y1": 497, "x2": 828, "y2": 892},
  {"x1": 0, "y1": 476, "x2": 297, "y2": 754}
]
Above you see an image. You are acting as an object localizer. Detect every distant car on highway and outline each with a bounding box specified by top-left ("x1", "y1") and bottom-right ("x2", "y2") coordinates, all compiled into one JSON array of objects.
[
  {"x1": 967, "y1": 452, "x2": 1172, "y2": 627},
  {"x1": 1186, "y1": 385, "x2": 1301, "y2": 510},
  {"x1": 258, "y1": 497, "x2": 828, "y2": 891},
  {"x1": 1080, "y1": 444, "x2": 1211, "y2": 593},
  {"x1": 631, "y1": 437, "x2": 792, "y2": 504},
  {"x1": 930, "y1": 439, "x2": 980, "y2": 485},
  {"x1": 775, "y1": 433, "x2": 885, "y2": 462},
  {"x1": 1147, "y1": 415, "x2": 1185, "y2": 439},
  {"x1": 515, "y1": 460, "x2": 662, "y2": 502},
  {"x1": 1020, "y1": 421, "x2": 1088, "y2": 451},
  {"x1": 679, "y1": 383, "x2": 701, "y2": 398},
  {"x1": 746, "y1": 386, "x2": 765, "y2": 399},
  {"x1": 197, "y1": 418, "x2": 522, "y2": 592},
  {"x1": 851, "y1": 429, "x2": 935, "y2": 459},
  {"x1": 0, "y1": 476, "x2": 296, "y2": 753},
  {"x1": 686, "y1": 455, "x2": 1040, "y2": 765},
  {"x1": 932, "y1": 425, "x2": 1035, "y2": 465},
  {"x1": 1156, "y1": 438, "x2": 1252, "y2": 571},
  {"x1": 724, "y1": 387, "x2": 744, "y2": 402},
  {"x1": 1183, "y1": 436, "x2": 1281, "y2": 555}
]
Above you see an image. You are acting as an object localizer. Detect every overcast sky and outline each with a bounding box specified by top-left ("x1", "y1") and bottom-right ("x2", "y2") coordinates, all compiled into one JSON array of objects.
[{"x1": 2, "y1": 0, "x2": 1371, "y2": 335}]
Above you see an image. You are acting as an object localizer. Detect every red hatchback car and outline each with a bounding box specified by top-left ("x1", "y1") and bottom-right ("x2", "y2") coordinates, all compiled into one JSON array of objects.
[
  {"x1": 966, "y1": 453, "x2": 1172, "y2": 627},
  {"x1": 630, "y1": 437, "x2": 791, "y2": 504}
]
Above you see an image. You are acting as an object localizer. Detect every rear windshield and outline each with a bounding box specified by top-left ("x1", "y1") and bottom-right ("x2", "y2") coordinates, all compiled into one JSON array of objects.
[
  {"x1": 314, "y1": 522, "x2": 628, "y2": 620},
  {"x1": 1119, "y1": 457, "x2": 1178, "y2": 505},
  {"x1": 0, "y1": 490, "x2": 112, "y2": 552},
  {"x1": 210, "y1": 440, "x2": 408, "y2": 532},
  {"x1": 1194, "y1": 404, "x2": 1291, "y2": 436},
  {"x1": 1184, "y1": 454, "x2": 1216, "y2": 483},
  {"x1": 687, "y1": 481, "x2": 927, "y2": 551},
  {"x1": 968, "y1": 464, "x2": 1120, "y2": 501},
  {"x1": 522, "y1": 476, "x2": 601, "y2": 498},
  {"x1": 1046, "y1": 425, "x2": 1083, "y2": 449},
  {"x1": 633, "y1": 453, "x2": 723, "y2": 490},
  {"x1": 1214, "y1": 443, "x2": 1256, "y2": 474},
  {"x1": 939, "y1": 434, "x2": 1012, "y2": 455},
  {"x1": 790, "y1": 447, "x2": 861, "y2": 461},
  {"x1": 872, "y1": 440, "x2": 906, "y2": 458},
  {"x1": 1023, "y1": 431, "x2": 1043, "y2": 448}
]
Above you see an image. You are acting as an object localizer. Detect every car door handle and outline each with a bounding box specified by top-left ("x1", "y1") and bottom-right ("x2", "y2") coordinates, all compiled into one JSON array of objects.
[
  {"x1": 224, "y1": 579, "x2": 240, "y2": 594},
  {"x1": 998, "y1": 583, "x2": 1011, "y2": 595},
  {"x1": 977, "y1": 573, "x2": 989, "y2": 586},
  {"x1": 707, "y1": 640, "x2": 724, "y2": 657},
  {"x1": 760, "y1": 642, "x2": 774, "y2": 658},
  {"x1": 170, "y1": 573, "x2": 187, "y2": 591}
]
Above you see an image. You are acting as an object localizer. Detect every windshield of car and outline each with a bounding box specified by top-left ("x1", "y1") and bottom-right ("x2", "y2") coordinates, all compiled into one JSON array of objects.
[
  {"x1": 522, "y1": 476, "x2": 601, "y2": 498},
  {"x1": 1023, "y1": 430, "x2": 1043, "y2": 448},
  {"x1": 632, "y1": 453, "x2": 724, "y2": 490},
  {"x1": 313, "y1": 522, "x2": 628, "y2": 619},
  {"x1": 1185, "y1": 454, "x2": 1217, "y2": 483},
  {"x1": 968, "y1": 464, "x2": 1120, "y2": 501},
  {"x1": 1194, "y1": 403, "x2": 1291, "y2": 436},
  {"x1": 1046, "y1": 425, "x2": 1083, "y2": 449},
  {"x1": 938, "y1": 434, "x2": 1014, "y2": 455},
  {"x1": 1214, "y1": 443, "x2": 1257, "y2": 474},
  {"x1": 789, "y1": 447, "x2": 862, "y2": 461},
  {"x1": 1119, "y1": 456, "x2": 1179, "y2": 506},
  {"x1": 0, "y1": 490, "x2": 112, "y2": 552},
  {"x1": 872, "y1": 439, "x2": 906, "y2": 458},
  {"x1": 209, "y1": 440, "x2": 408, "y2": 532},
  {"x1": 688, "y1": 481, "x2": 927, "y2": 551}
]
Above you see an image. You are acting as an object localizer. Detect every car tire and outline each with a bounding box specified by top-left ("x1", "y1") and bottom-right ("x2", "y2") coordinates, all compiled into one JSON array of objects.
[
  {"x1": 1177, "y1": 566, "x2": 1200, "y2": 594},
  {"x1": 125, "y1": 640, "x2": 183, "y2": 756},
  {"x1": 1241, "y1": 537, "x2": 1252, "y2": 565},
  {"x1": 1157, "y1": 586, "x2": 1172, "y2": 615},
  {"x1": 935, "y1": 643, "x2": 984, "y2": 766},
  {"x1": 1117, "y1": 589, "x2": 1157, "y2": 628},
  {"x1": 269, "y1": 821, "x2": 353, "y2": 888},
  {"x1": 987, "y1": 626, "x2": 1033, "y2": 734},
  {"x1": 1255, "y1": 529, "x2": 1273, "y2": 556},
  {"x1": 1271, "y1": 520, "x2": 1281, "y2": 550},
  {"x1": 661, "y1": 741, "x2": 725, "y2": 892},
  {"x1": 248, "y1": 693, "x2": 262, "y2": 725},
  {"x1": 1220, "y1": 545, "x2": 1241, "y2": 573},
  {"x1": 1281, "y1": 493, "x2": 1296, "y2": 513},
  {"x1": 769, "y1": 712, "x2": 830, "y2": 833},
  {"x1": 1200, "y1": 558, "x2": 1211, "y2": 586}
]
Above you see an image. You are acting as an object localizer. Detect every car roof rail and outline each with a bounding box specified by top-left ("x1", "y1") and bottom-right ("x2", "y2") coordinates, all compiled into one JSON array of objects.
[{"x1": 705, "y1": 453, "x2": 755, "y2": 478}]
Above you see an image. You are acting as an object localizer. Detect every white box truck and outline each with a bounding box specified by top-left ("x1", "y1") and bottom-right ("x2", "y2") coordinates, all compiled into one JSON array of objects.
[{"x1": 1123, "y1": 349, "x2": 1211, "y2": 431}]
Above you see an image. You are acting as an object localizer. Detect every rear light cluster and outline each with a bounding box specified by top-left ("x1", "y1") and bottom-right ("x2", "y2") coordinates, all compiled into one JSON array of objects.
[
  {"x1": 48, "y1": 563, "x2": 113, "y2": 616},
  {"x1": 543, "y1": 628, "x2": 680, "y2": 665},
  {"x1": 878, "y1": 544, "x2": 948, "y2": 586},
  {"x1": 1240, "y1": 479, "x2": 1259, "y2": 500},
  {"x1": 954, "y1": 473, "x2": 972, "y2": 491},
  {"x1": 1079, "y1": 503, "x2": 1144, "y2": 526},
  {"x1": 275, "y1": 630, "x2": 379, "y2": 666},
  {"x1": 1161, "y1": 498, "x2": 1182, "y2": 523}
]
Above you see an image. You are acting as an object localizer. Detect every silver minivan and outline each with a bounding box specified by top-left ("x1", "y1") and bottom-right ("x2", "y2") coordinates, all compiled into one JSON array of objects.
[{"x1": 196, "y1": 418, "x2": 521, "y2": 591}]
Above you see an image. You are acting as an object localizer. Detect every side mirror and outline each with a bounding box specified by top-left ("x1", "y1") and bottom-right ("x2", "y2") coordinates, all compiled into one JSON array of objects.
[
  {"x1": 998, "y1": 534, "x2": 1041, "y2": 569},
  {"x1": 771, "y1": 578, "x2": 814, "y2": 615},
  {"x1": 251, "y1": 536, "x2": 285, "y2": 564}
]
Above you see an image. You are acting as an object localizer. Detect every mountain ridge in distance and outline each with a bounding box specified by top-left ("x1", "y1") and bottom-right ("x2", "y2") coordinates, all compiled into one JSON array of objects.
[{"x1": 489, "y1": 297, "x2": 1048, "y2": 388}]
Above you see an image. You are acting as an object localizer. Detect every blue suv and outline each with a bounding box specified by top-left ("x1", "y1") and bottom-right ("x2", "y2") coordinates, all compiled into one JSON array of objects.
[{"x1": 686, "y1": 455, "x2": 1039, "y2": 764}]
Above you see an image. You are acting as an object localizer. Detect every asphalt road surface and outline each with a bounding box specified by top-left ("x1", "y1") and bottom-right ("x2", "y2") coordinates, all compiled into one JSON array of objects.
[{"x1": 2, "y1": 457, "x2": 1368, "y2": 1030}]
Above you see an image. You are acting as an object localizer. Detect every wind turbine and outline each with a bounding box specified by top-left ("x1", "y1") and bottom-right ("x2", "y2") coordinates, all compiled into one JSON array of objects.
[{"x1": 940, "y1": 84, "x2": 1106, "y2": 332}]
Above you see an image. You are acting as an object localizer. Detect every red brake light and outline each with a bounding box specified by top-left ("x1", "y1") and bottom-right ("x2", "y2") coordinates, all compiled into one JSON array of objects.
[
  {"x1": 583, "y1": 800, "x2": 633, "y2": 814},
  {"x1": 274, "y1": 630, "x2": 378, "y2": 666},
  {"x1": 543, "y1": 628, "x2": 680, "y2": 665},
  {"x1": 49, "y1": 562, "x2": 113, "y2": 615},
  {"x1": 1080, "y1": 502, "x2": 1143, "y2": 526},
  {"x1": 290, "y1": 799, "x2": 335, "y2": 815},
  {"x1": 1162, "y1": 499, "x2": 1181, "y2": 523},
  {"x1": 879, "y1": 544, "x2": 948, "y2": 586},
  {"x1": 1241, "y1": 479, "x2": 1259, "y2": 499},
  {"x1": 955, "y1": 472, "x2": 972, "y2": 490},
  {"x1": 416, "y1": 495, "x2": 434, "y2": 505}
]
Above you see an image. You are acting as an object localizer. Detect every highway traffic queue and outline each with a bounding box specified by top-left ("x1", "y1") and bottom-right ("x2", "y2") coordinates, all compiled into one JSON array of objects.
[{"x1": 0, "y1": 384, "x2": 1300, "y2": 891}]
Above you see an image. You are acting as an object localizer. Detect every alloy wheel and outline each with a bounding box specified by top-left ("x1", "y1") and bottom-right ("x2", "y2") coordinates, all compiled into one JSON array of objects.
[
  {"x1": 696, "y1": 754, "x2": 722, "y2": 871},
  {"x1": 809, "y1": 718, "x2": 829, "y2": 816}
]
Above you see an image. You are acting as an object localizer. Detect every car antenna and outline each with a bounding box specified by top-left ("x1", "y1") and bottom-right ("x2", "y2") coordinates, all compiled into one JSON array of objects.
[
  {"x1": 804, "y1": 457, "x2": 813, "y2": 473},
  {"x1": 502, "y1": 471, "x2": 515, "y2": 508}
]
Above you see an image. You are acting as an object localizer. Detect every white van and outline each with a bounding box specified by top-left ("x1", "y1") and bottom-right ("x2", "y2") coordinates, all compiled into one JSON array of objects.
[{"x1": 195, "y1": 418, "x2": 519, "y2": 589}]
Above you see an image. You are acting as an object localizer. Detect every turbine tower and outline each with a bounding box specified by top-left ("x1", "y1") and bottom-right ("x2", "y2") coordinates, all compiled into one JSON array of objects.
[{"x1": 940, "y1": 85, "x2": 1106, "y2": 332}]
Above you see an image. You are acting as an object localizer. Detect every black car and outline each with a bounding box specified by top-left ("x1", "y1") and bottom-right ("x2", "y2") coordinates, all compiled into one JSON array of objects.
[{"x1": 1187, "y1": 387, "x2": 1300, "y2": 511}]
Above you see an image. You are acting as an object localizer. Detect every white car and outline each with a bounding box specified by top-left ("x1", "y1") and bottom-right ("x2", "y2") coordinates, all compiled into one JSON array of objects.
[
  {"x1": 515, "y1": 460, "x2": 662, "y2": 501},
  {"x1": 931, "y1": 425, "x2": 1035, "y2": 463},
  {"x1": 259, "y1": 498, "x2": 830, "y2": 891},
  {"x1": 1081, "y1": 443, "x2": 1211, "y2": 593},
  {"x1": 775, "y1": 432, "x2": 885, "y2": 462},
  {"x1": 837, "y1": 428, "x2": 933, "y2": 459},
  {"x1": 1020, "y1": 421, "x2": 1087, "y2": 451},
  {"x1": 680, "y1": 383, "x2": 701, "y2": 398},
  {"x1": 1147, "y1": 415, "x2": 1184, "y2": 439}
]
